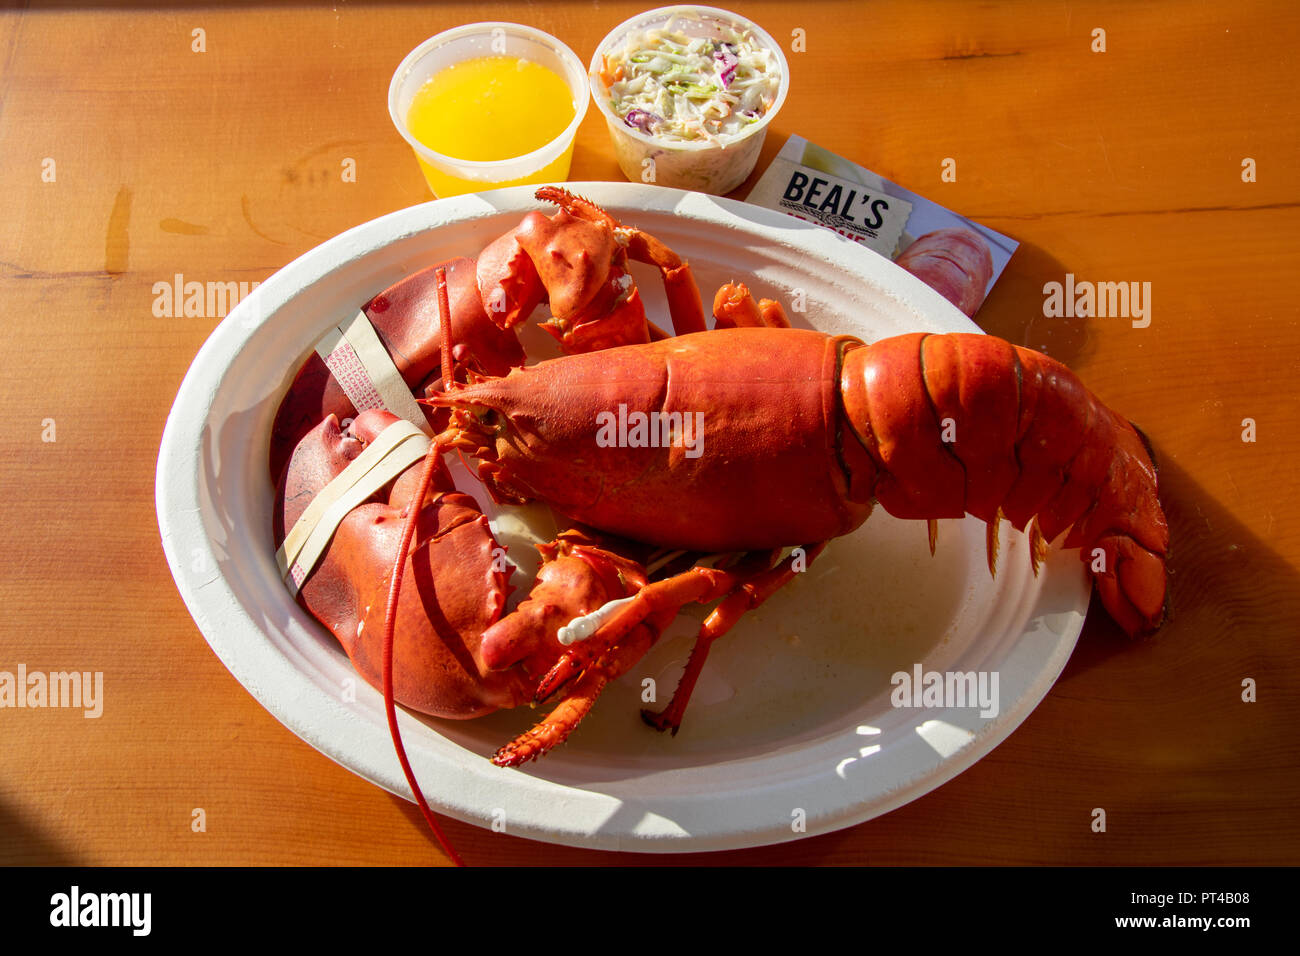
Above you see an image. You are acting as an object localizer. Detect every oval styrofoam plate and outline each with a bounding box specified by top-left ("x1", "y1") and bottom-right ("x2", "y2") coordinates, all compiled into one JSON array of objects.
[{"x1": 156, "y1": 182, "x2": 1089, "y2": 853}]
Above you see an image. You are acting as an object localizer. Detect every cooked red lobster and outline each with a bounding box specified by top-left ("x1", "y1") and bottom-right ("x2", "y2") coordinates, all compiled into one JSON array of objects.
[{"x1": 271, "y1": 188, "x2": 1169, "y2": 781}]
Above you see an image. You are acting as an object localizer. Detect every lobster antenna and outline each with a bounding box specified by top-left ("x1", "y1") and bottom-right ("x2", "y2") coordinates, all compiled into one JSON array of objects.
[
  {"x1": 380, "y1": 266, "x2": 466, "y2": 867},
  {"x1": 440, "y1": 267, "x2": 457, "y2": 390}
]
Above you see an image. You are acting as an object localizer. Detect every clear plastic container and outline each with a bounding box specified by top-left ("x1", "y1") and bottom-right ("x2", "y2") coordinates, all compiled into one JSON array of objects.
[
  {"x1": 389, "y1": 23, "x2": 590, "y2": 197},
  {"x1": 589, "y1": 5, "x2": 790, "y2": 195}
]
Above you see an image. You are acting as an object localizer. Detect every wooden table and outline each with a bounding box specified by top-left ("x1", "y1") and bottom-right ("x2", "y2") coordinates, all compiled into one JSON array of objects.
[{"x1": 2, "y1": 0, "x2": 1296, "y2": 866}]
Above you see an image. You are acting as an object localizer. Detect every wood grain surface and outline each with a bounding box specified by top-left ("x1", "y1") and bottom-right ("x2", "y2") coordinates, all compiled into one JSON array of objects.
[{"x1": 1, "y1": 0, "x2": 1296, "y2": 866}]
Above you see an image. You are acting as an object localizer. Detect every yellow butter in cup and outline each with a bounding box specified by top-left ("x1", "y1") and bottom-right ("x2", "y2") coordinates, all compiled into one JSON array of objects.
[{"x1": 390, "y1": 23, "x2": 589, "y2": 198}]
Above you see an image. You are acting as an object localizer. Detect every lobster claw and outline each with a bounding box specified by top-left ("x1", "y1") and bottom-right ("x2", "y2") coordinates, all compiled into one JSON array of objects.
[
  {"x1": 473, "y1": 186, "x2": 709, "y2": 357},
  {"x1": 476, "y1": 228, "x2": 545, "y2": 330},
  {"x1": 473, "y1": 528, "x2": 667, "y2": 767},
  {"x1": 478, "y1": 528, "x2": 648, "y2": 675},
  {"x1": 475, "y1": 201, "x2": 652, "y2": 354},
  {"x1": 275, "y1": 409, "x2": 528, "y2": 718},
  {"x1": 507, "y1": 208, "x2": 620, "y2": 320}
]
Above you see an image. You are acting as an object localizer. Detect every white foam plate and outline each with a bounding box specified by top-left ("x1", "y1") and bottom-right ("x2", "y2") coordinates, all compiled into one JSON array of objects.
[{"x1": 156, "y1": 182, "x2": 1089, "y2": 853}]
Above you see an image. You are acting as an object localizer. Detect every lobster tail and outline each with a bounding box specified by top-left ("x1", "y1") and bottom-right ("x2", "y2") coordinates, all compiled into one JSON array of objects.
[{"x1": 839, "y1": 332, "x2": 1169, "y2": 637}]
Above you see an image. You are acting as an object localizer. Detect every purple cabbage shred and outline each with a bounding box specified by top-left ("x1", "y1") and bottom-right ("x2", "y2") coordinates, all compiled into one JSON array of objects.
[
  {"x1": 623, "y1": 109, "x2": 658, "y2": 132},
  {"x1": 714, "y1": 47, "x2": 739, "y2": 88}
]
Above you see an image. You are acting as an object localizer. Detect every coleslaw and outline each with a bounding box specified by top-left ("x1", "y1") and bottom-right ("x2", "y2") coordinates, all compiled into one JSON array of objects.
[{"x1": 597, "y1": 17, "x2": 782, "y2": 144}]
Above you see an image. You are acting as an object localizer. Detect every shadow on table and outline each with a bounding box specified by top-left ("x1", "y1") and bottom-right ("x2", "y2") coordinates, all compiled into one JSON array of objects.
[
  {"x1": 383, "y1": 428, "x2": 1299, "y2": 864},
  {"x1": 975, "y1": 236, "x2": 1093, "y2": 366},
  {"x1": 0, "y1": 797, "x2": 81, "y2": 866},
  {"x1": 686, "y1": 193, "x2": 1093, "y2": 364},
  {"x1": 1059, "y1": 445, "x2": 1298, "y2": 681},
  {"x1": 48, "y1": 0, "x2": 473, "y2": 6}
]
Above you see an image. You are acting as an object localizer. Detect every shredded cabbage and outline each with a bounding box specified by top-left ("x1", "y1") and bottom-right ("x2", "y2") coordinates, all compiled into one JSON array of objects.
[{"x1": 603, "y1": 18, "x2": 780, "y2": 143}]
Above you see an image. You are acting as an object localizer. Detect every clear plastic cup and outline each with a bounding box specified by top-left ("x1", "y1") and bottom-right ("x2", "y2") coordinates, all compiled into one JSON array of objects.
[
  {"x1": 389, "y1": 23, "x2": 590, "y2": 197},
  {"x1": 589, "y1": 6, "x2": 790, "y2": 195}
]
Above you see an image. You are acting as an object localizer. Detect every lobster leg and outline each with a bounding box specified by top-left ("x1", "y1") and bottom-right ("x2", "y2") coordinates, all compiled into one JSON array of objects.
[
  {"x1": 624, "y1": 230, "x2": 708, "y2": 337},
  {"x1": 712, "y1": 283, "x2": 765, "y2": 328},
  {"x1": 493, "y1": 547, "x2": 822, "y2": 763},
  {"x1": 536, "y1": 562, "x2": 751, "y2": 685},
  {"x1": 642, "y1": 541, "x2": 829, "y2": 735},
  {"x1": 491, "y1": 608, "x2": 675, "y2": 767},
  {"x1": 529, "y1": 543, "x2": 825, "y2": 740},
  {"x1": 712, "y1": 281, "x2": 792, "y2": 330}
]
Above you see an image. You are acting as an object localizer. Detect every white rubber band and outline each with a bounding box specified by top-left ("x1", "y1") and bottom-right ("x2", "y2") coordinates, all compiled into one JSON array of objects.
[
  {"x1": 315, "y1": 310, "x2": 432, "y2": 434},
  {"x1": 276, "y1": 419, "x2": 432, "y2": 596},
  {"x1": 556, "y1": 596, "x2": 638, "y2": 646}
]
